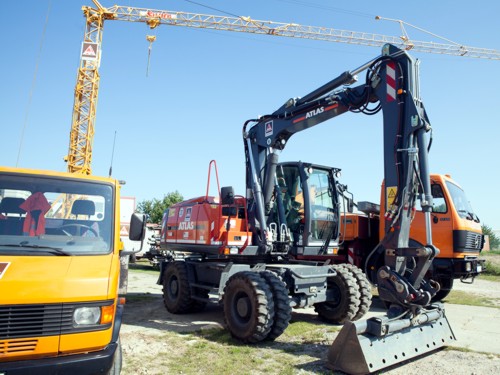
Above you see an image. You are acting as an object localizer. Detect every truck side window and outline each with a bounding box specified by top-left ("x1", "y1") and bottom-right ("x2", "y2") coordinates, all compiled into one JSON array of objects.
[
  {"x1": 431, "y1": 184, "x2": 447, "y2": 213},
  {"x1": 417, "y1": 184, "x2": 447, "y2": 213}
]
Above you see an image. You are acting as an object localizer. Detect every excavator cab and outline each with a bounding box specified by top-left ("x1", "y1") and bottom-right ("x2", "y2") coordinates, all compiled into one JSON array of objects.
[{"x1": 268, "y1": 162, "x2": 340, "y2": 257}]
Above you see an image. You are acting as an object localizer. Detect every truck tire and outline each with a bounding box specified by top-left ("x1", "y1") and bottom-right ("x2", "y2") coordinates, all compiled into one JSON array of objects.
[
  {"x1": 223, "y1": 271, "x2": 275, "y2": 343},
  {"x1": 340, "y1": 264, "x2": 372, "y2": 320},
  {"x1": 260, "y1": 271, "x2": 292, "y2": 340},
  {"x1": 107, "y1": 339, "x2": 122, "y2": 375},
  {"x1": 432, "y1": 276, "x2": 454, "y2": 301},
  {"x1": 314, "y1": 266, "x2": 361, "y2": 324},
  {"x1": 162, "y1": 261, "x2": 193, "y2": 314}
]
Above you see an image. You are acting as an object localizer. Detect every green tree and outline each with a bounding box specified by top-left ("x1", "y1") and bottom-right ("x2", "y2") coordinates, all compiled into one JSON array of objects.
[
  {"x1": 137, "y1": 191, "x2": 183, "y2": 224},
  {"x1": 482, "y1": 224, "x2": 500, "y2": 250}
]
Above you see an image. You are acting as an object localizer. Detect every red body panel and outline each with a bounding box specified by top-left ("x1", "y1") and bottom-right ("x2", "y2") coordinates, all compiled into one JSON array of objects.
[{"x1": 161, "y1": 196, "x2": 251, "y2": 255}]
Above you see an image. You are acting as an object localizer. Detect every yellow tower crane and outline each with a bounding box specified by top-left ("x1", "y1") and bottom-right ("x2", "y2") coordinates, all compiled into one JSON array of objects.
[{"x1": 66, "y1": 0, "x2": 500, "y2": 175}]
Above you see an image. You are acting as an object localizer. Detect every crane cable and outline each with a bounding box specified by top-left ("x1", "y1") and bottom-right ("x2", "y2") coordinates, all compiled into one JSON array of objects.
[
  {"x1": 146, "y1": 35, "x2": 156, "y2": 77},
  {"x1": 16, "y1": 0, "x2": 52, "y2": 167}
]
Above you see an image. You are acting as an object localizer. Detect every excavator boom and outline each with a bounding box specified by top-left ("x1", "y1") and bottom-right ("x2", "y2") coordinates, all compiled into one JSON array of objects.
[{"x1": 242, "y1": 43, "x2": 455, "y2": 372}]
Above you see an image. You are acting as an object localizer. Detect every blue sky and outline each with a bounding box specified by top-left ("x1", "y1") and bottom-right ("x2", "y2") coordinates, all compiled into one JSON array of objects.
[{"x1": 1, "y1": 0, "x2": 499, "y2": 230}]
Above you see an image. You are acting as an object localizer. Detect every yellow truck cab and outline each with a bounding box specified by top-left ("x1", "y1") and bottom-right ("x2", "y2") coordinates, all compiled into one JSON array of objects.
[{"x1": 0, "y1": 166, "x2": 145, "y2": 374}]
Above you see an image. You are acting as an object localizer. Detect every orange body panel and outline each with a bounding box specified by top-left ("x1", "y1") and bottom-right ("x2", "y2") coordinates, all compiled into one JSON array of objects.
[
  {"x1": 162, "y1": 196, "x2": 251, "y2": 254},
  {"x1": 0, "y1": 336, "x2": 59, "y2": 361},
  {"x1": 340, "y1": 214, "x2": 374, "y2": 241},
  {"x1": 59, "y1": 329, "x2": 113, "y2": 354},
  {"x1": 0, "y1": 255, "x2": 117, "y2": 304}
]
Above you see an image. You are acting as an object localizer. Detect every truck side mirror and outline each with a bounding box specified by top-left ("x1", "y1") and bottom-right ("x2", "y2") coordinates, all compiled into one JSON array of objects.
[
  {"x1": 129, "y1": 213, "x2": 147, "y2": 241},
  {"x1": 221, "y1": 186, "x2": 235, "y2": 205}
]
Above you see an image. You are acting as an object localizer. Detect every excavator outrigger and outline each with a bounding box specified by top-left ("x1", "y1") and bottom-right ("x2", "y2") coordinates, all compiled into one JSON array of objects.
[{"x1": 158, "y1": 44, "x2": 455, "y2": 373}]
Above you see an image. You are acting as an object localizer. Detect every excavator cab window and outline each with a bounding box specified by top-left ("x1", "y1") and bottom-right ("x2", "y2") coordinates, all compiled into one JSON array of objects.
[
  {"x1": 306, "y1": 167, "x2": 338, "y2": 244},
  {"x1": 270, "y1": 163, "x2": 338, "y2": 246}
]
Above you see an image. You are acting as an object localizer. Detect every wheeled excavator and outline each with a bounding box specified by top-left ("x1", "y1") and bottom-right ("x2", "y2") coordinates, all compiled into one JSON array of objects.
[{"x1": 158, "y1": 44, "x2": 455, "y2": 374}]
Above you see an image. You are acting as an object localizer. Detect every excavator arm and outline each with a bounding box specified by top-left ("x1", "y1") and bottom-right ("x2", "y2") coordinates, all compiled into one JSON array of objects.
[
  {"x1": 243, "y1": 44, "x2": 437, "y2": 308},
  {"x1": 243, "y1": 44, "x2": 454, "y2": 374}
]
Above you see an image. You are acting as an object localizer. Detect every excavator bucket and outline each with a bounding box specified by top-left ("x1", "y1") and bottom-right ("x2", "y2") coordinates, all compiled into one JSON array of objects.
[{"x1": 327, "y1": 305, "x2": 456, "y2": 374}]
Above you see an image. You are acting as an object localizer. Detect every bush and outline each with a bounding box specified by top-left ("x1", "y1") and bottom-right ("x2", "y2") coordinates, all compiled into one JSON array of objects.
[{"x1": 482, "y1": 224, "x2": 500, "y2": 250}]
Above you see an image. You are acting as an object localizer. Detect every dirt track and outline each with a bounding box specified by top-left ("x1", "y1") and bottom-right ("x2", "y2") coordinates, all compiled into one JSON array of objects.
[{"x1": 120, "y1": 267, "x2": 500, "y2": 374}]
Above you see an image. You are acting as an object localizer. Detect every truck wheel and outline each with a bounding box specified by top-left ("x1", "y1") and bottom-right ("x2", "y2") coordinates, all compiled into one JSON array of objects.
[
  {"x1": 432, "y1": 276, "x2": 454, "y2": 301},
  {"x1": 340, "y1": 264, "x2": 372, "y2": 320},
  {"x1": 314, "y1": 266, "x2": 361, "y2": 324},
  {"x1": 223, "y1": 271, "x2": 275, "y2": 343},
  {"x1": 162, "y1": 261, "x2": 193, "y2": 313},
  {"x1": 260, "y1": 271, "x2": 292, "y2": 340},
  {"x1": 107, "y1": 338, "x2": 122, "y2": 375}
]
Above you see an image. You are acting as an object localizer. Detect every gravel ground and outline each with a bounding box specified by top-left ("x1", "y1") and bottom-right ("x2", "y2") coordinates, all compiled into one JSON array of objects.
[{"x1": 120, "y1": 265, "x2": 500, "y2": 375}]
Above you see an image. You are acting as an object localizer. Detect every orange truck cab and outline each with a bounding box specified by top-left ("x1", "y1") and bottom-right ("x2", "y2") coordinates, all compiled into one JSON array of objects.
[
  {"x1": 0, "y1": 166, "x2": 142, "y2": 374},
  {"x1": 340, "y1": 173, "x2": 485, "y2": 300},
  {"x1": 383, "y1": 174, "x2": 485, "y2": 298}
]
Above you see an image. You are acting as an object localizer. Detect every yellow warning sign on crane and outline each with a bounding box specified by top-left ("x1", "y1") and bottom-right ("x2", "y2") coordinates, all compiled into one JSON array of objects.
[{"x1": 386, "y1": 186, "x2": 397, "y2": 207}]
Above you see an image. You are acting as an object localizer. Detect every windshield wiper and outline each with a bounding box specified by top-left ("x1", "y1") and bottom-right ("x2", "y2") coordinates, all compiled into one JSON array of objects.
[
  {"x1": 0, "y1": 243, "x2": 70, "y2": 256},
  {"x1": 458, "y1": 210, "x2": 479, "y2": 223}
]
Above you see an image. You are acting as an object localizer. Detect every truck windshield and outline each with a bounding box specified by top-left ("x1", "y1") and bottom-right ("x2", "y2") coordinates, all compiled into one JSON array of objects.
[
  {"x1": 445, "y1": 181, "x2": 478, "y2": 222},
  {"x1": 0, "y1": 173, "x2": 113, "y2": 255}
]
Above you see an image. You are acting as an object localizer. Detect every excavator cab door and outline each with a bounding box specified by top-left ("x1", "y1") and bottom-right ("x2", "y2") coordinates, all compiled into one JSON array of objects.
[{"x1": 272, "y1": 162, "x2": 340, "y2": 254}]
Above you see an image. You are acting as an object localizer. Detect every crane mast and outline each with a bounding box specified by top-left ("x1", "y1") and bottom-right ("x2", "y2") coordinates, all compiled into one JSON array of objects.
[{"x1": 66, "y1": 1, "x2": 500, "y2": 174}]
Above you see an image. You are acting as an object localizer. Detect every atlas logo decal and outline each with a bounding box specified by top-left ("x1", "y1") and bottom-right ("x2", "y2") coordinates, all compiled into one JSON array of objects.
[
  {"x1": 0, "y1": 262, "x2": 11, "y2": 279},
  {"x1": 306, "y1": 107, "x2": 324, "y2": 118},
  {"x1": 293, "y1": 103, "x2": 338, "y2": 124},
  {"x1": 179, "y1": 221, "x2": 194, "y2": 230}
]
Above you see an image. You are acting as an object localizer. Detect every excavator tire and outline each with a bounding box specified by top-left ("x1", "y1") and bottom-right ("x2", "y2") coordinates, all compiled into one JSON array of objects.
[
  {"x1": 190, "y1": 288, "x2": 209, "y2": 313},
  {"x1": 340, "y1": 264, "x2": 372, "y2": 320},
  {"x1": 314, "y1": 266, "x2": 361, "y2": 324},
  {"x1": 162, "y1": 261, "x2": 194, "y2": 314},
  {"x1": 223, "y1": 271, "x2": 275, "y2": 343},
  {"x1": 259, "y1": 270, "x2": 292, "y2": 341}
]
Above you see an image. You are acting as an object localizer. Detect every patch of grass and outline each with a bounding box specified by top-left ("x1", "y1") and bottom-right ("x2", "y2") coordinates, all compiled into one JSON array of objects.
[
  {"x1": 444, "y1": 290, "x2": 498, "y2": 308},
  {"x1": 193, "y1": 327, "x2": 234, "y2": 344},
  {"x1": 483, "y1": 260, "x2": 500, "y2": 276},
  {"x1": 161, "y1": 322, "x2": 335, "y2": 374},
  {"x1": 166, "y1": 332, "x2": 298, "y2": 375},
  {"x1": 481, "y1": 251, "x2": 500, "y2": 259},
  {"x1": 445, "y1": 346, "x2": 500, "y2": 358},
  {"x1": 281, "y1": 321, "x2": 339, "y2": 344},
  {"x1": 480, "y1": 274, "x2": 500, "y2": 282}
]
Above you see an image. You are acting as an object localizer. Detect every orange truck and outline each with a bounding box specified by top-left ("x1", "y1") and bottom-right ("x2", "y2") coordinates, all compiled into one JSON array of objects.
[
  {"x1": 0, "y1": 166, "x2": 145, "y2": 374},
  {"x1": 338, "y1": 173, "x2": 485, "y2": 299}
]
